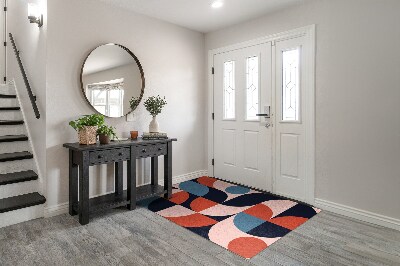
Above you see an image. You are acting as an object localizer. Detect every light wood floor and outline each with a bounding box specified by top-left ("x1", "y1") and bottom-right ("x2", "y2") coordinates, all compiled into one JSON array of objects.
[{"x1": 0, "y1": 205, "x2": 399, "y2": 265}]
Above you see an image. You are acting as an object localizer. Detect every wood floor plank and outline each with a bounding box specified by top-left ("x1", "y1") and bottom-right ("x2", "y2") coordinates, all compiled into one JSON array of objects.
[
  {"x1": 0, "y1": 207, "x2": 399, "y2": 265},
  {"x1": 110, "y1": 210, "x2": 229, "y2": 266}
]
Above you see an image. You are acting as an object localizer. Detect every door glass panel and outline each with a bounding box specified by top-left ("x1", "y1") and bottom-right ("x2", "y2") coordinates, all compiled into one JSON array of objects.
[
  {"x1": 223, "y1": 61, "x2": 235, "y2": 119},
  {"x1": 282, "y1": 48, "x2": 300, "y2": 121},
  {"x1": 246, "y1": 56, "x2": 259, "y2": 120}
]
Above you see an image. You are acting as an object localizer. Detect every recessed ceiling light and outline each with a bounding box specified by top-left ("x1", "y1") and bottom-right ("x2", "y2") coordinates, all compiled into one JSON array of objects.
[{"x1": 211, "y1": 1, "x2": 223, "y2": 8}]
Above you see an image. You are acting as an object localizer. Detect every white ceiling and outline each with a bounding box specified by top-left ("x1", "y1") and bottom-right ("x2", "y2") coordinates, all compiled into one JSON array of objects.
[{"x1": 97, "y1": 0, "x2": 304, "y2": 33}]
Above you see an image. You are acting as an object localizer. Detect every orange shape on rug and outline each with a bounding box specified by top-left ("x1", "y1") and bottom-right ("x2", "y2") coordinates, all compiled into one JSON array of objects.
[
  {"x1": 228, "y1": 237, "x2": 268, "y2": 259},
  {"x1": 167, "y1": 213, "x2": 218, "y2": 228},
  {"x1": 190, "y1": 197, "x2": 218, "y2": 212},
  {"x1": 270, "y1": 216, "x2": 308, "y2": 230},
  {"x1": 169, "y1": 191, "x2": 190, "y2": 205},
  {"x1": 197, "y1": 176, "x2": 217, "y2": 187},
  {"x1": 243, "y1": 204, "x2": 273, "y2": 221}
]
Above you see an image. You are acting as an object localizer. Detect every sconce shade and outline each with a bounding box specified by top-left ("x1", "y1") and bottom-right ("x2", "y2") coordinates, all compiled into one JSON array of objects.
[{"x1": 28, "y1": 3, "x2": 43, "y2": 27}]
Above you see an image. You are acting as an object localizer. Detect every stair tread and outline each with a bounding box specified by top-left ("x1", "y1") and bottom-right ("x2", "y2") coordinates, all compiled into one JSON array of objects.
[
  {"x1": 0, "y1": 135, "x2": 28, "y2": 143},
  {"x1": 0, "y1": 151, "x2": 33, "y2": 162},
  {"x1": 0, "y1": 170, "x2": 38, "y2": 186},
  {"x1": 0, "y1": 192, "x2": 45, "y2": 213},
  {"x1": 0, "y1": 107, "x2": 20, "y2": 111},
  {"x1": 0, "y1": 120, "x2": 24, "y2": 125},
  {"x1": 0, "y1": 94, "x2": 16, "y2": 99}
]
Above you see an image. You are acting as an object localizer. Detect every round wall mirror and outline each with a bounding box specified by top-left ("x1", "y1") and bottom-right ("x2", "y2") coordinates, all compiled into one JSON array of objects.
[{"x1": 80, "y1": 43, "x2": 145, "y2": 118}]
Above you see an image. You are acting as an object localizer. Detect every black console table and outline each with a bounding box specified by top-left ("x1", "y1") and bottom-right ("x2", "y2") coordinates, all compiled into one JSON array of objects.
[{"x1": 63, "y1": 138, "x2": 177, "y2": 225}]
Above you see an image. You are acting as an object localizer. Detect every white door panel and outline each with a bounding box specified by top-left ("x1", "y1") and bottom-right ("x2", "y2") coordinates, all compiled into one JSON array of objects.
[
  {"x1": 214, "y1": 43, "x2": 272, "y2": 191},
  {"x1": 275, "y1": 37, "x2": 307, "y2": 201}
]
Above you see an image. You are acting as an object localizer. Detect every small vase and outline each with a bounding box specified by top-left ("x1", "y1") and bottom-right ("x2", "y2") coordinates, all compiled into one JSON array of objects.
[
  {"x1": 149, "y1": 116, "x2": 159, "y2": 133},
  {"x1": 99, "y1": 134, "x2": 110, "y2": 144}
]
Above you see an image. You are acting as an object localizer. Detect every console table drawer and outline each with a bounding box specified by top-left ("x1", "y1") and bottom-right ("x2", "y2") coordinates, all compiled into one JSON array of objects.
[
  {"x1": 135, "y1": 143, "x2": 167, "y2": 158},
  {"x1": 89, "y1": 148, "x2": 130, "y2": 165}
]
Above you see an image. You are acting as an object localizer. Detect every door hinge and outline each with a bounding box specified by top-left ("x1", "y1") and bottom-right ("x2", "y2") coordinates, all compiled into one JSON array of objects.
[
  {"x1": 3, "y1": 42, "x2": 6, "y2": 47},
  {"x1": 212, "y1": 159, "x2": 214, "y2": 166},
  {"x1": 211, "y1": 67, "x2": 214, "y2": 75},
  {"x1": 3, "y1": 7, "x2": 7, "y2": 12},
  {"x1": 212, "y1": 113, "x2": 214, "y2": 120},
  {"x1": 3, "y1": 77, "x2": 6, "y2": 82}
]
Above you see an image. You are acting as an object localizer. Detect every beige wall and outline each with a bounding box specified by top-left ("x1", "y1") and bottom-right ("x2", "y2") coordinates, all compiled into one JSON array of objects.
[
  {"x1": 206, "y1": 0, "x2": 400, "y2": 219},
  {"x1": 46, "y1": 0, "x2": 206, "y2": 207},
  {"x1": 7, "y1": 0, "x2": 47, "y2": 183}
]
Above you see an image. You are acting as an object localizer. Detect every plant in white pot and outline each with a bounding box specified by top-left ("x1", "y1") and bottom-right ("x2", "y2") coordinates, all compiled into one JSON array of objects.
[
  {"x1": 69, "y1": 114, "x2": 104, "y2": 145},
  {"x1": 144, "y1": 95, "x2": 167, "y2": 133}
]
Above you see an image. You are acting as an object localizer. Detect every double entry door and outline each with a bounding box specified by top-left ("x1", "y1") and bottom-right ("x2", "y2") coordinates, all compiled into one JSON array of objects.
[{"x1": 213, "y1": 35, "x2": 309, "y2": 201}]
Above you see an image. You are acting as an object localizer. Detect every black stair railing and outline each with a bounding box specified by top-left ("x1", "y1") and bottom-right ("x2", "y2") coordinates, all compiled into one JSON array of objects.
[{"x1": 9, "y1": 33, "x2": 40, "y2": 119}]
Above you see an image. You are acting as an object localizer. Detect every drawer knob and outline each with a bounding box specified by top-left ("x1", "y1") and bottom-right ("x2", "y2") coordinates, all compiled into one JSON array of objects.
[
  {"x1": 142, "y1": 149, "x2": 146, "y2": 153},
  {"x1": 158, "y1": 147, "x2": 163, "y2": 151},
  {"x1": 119, "y1": 153, "x2": 123, "y2": 156},
  {"x1": 98, "y1": 155, "x2": 103, "y2": 159}
]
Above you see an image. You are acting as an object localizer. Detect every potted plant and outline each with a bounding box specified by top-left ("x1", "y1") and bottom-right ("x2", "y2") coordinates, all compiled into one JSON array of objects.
[
  {"x1": 97, "y1": 125, "x2": 118, "y2": 144},
  {"x1": 144, "y1": 95, "x2": 167, "y2": 133},
  {"x1": 69, "y1": 114, "x2": 104, "y2": 145}
]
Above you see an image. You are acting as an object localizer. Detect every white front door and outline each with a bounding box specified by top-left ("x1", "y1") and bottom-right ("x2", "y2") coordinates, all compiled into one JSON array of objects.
[
  {"x1": 213, "y1": 43, "x2": 272, "y2": 191},
  {"x1": 274, "y1": 36, "x2": 309, "y2": 201}
]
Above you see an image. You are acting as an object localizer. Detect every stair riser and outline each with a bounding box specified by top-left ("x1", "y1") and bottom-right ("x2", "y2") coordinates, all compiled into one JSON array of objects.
[
  {"x1": 0, "y1": 84, "x2": 15, "y2": 95},
  {"x1": 0, "y1": 204, "x2": 44, "y2": 228},
  {"x1": 0, "y1": 141, "x2": 31, "y2": 153},
  {"x1": 0, "y1": 98, "x2": 18, "y2": 107},
  {"x1": 0, "y1": 159, "x2": 35, "y2": 174},
  {"x1": 0, "y1": 110, "x2": 22, "y2": 120},
  {"x1": 0, "y1": 125, "x2": 26, "y2": 135},
  {"x1": 0, "y1": 180, "x2": 39, "y2": 199}
]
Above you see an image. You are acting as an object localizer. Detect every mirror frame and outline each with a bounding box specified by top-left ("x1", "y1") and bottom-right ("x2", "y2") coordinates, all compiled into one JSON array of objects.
[{"x1": 80, "y1": 43, "x2": 145, "y2": 118}]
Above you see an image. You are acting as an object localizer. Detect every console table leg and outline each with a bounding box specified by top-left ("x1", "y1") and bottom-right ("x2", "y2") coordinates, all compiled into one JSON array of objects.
[
  {"x1": 151, "y1": 157, "x2": 158, "y2": 185},
  {"x1": 127, "y1": 159, "x2": 136, "y2": 210},
  {"x1": 164, "y1": 142, "x2": 172, "y2": 198},
  {"x1": 79, "y1": 151, "x2": 90, "y2": 225},
  {"x1": 115, "y1": 161, "x2": 123, "y2": 196},
  {"x1": 69, "y1": 150, "x2": 78, "y2": 216}
]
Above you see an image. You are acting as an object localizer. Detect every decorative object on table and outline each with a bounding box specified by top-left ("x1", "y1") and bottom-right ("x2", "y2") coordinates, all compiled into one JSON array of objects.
[
  {"x1": 143, "y1": 176, "x2": 321, "y2": 259},
  {"x1": 130, "y1": 130, "x2": 139, "y2": 140},
  {"x1": 142, "y1": 132, "x2": 168, "y2": 140},
  {"x1": 69, "y1": 114, "x2": 105, "y2": 145},
  {"x1": 144, "y1": 95, "x2": 167, "y2": 133},
  {"x1": 97, "y1": 125, "x2": 118, "y2": 144}
]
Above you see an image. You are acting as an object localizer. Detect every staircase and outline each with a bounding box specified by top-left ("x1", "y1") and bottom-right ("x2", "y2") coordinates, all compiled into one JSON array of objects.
[{"x1": 0, "y1": 83, "x2": 45, "y2": 228}]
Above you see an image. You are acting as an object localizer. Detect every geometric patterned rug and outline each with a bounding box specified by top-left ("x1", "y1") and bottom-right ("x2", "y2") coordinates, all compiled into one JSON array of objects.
[{"x1": 142, "y1": 176, "x2": 321, "y2": 259}]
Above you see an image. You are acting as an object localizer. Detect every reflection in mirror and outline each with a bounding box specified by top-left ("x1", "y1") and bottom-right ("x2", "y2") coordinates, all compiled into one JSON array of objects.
[{"x1": 81, "y1": 44, "x2": 144, "y2": 118}]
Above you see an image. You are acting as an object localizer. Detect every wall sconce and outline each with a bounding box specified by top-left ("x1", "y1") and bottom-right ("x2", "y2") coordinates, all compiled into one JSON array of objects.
[{"x1": 28, "y1": 3, "x2": 43, "y2": 27}]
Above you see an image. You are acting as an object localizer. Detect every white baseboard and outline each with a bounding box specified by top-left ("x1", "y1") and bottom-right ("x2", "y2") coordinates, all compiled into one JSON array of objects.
[
  {"x1": 44, "y1": 170, "x2": 208, "y2": 218},
  {"x1": 159, "y1": 170, "x2": 208, "y2": 186},
  {"x1": 44, "y1": 202, "x2": 69, "y2": 218},
  {"x1": 315, "y1": 198, "x2": 400, "y2": 231}
]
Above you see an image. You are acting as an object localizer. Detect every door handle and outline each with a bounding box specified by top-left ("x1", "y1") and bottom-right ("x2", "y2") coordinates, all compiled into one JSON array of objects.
[{"x1": 256, "y1": 114, "x2": 270, "y2": 118}]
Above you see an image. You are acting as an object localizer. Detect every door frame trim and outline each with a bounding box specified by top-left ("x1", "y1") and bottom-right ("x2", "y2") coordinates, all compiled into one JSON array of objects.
[{"x1": 208, "y1": 25, "x2": 315, "y2": 204}]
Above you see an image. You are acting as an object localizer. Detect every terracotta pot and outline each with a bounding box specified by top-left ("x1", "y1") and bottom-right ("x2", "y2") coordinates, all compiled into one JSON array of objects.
[
  {"x1": 99, "y1": 134, "x2": 111, "y2": 144},
  {"x1": 130, "y1": 131, "x2": 138, "y2": 139},
  {"x1": 78, "y1": 126, "x2": 97, "y2": 145}
]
